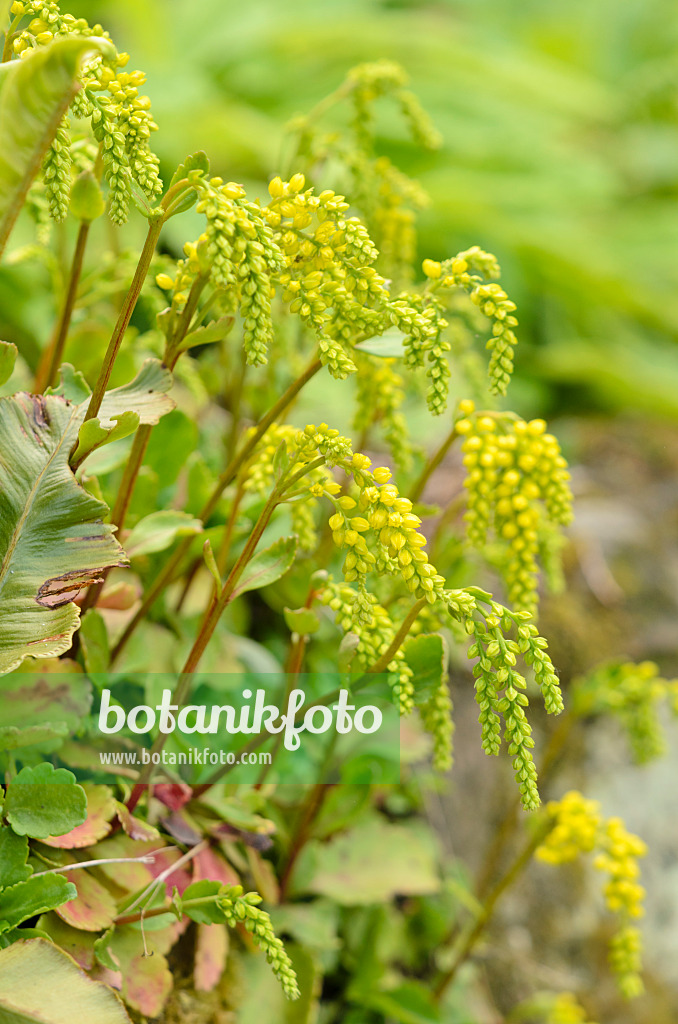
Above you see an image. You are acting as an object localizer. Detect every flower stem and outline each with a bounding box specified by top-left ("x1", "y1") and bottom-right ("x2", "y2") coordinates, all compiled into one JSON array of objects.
[
  {"x1": 432, "y1": 816, "x2": 554, "y2": 1001},
  {"x1": 35, "y1": 220, "x2": 90, "y2": 392},
  {"x1": 84, "y1": 215, "x2": 163, "y2": 423},
  {"x1": 110, "y1": 358, "x2": 323, "y2": 664},
  {"x1": 410, "y1": 424, "x2": 459, "y2": 503},
  {"x1": 367, "y1": 597, "x2": 427, "y2": 673}
]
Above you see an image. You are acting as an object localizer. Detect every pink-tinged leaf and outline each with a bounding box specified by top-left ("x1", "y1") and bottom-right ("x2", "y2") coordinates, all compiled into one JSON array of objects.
[
  {"x1": 56, "y1": 868, "x2": 117, "y2": 931},
  {"x1": 154, "y1": 782, "x2": 192, "y2": 811},
  {"x1": 38, "y1": 911, "x2": 96, "y2": 970},
  {"x1": 43, "y1": 785, "x2": 117, "y2": 848},
  {"x1": 110, "y1": 926, "x2": 174, "y2": 1018},
  {"x1": 115, "y1": 801, "x2": 160, "y2": 841},
  {"x1": 194, "y1": 923, "x2": 228, "y2": 992},
  {"x1": 193, "y1": 845, "x2": 239, "y2": 887},
  {"x1": 147, "y1": 846, "x2": 192, "y2": 897},
  {"x1": 246, "y1": 847, "x2": 279, "y2": 904}
]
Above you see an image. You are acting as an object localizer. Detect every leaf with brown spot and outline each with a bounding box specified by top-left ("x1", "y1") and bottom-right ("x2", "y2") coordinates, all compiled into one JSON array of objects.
[{"x1": 0, "y1": 393, "x2": 126, "y2": 674}]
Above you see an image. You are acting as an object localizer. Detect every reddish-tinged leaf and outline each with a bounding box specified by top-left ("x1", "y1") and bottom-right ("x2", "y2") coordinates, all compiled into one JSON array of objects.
[
  {"x1": 44, "y1": 785, "x2": 117, "y2": 848},
  {"x1": 193, "y1": 845, "x2": 239, "y2": 887},
  {"x1": 115, "y1": 801, "x2": 160, "y2": 841},
  {"x1": 147, "y1": 846, "x2": 192, "y2": 897},
  {"x1": 56, "y1": 868, "x2": 117, "y2": 931},
  {"x1": 246, "y1": 847, "x2": 279, "y2": 904},
  {"x1": 194, "y1": 923, "x2": 228, "y2": 992},
  {"x1": 110, "y1": 926, "x2": 173, "y2": 1018},
  {"x1": 96, "y1": 581, "x2": 139, "y2": 610},
  {"x1": 154, "y1": 782, "x2": 192, "y2": 811}
]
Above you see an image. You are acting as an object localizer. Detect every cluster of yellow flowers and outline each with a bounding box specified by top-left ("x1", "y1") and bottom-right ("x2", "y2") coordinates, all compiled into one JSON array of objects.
[
  {"x1": 546, "y1": 992, "x2": 598, "y2": 1024},
  {"x1": 265, "y1": 173, "x2": 387, "y2": 379},
  {"x1": 246, "y1": 422, "x2": 563, "y2": 804},
  {"x1": 10, "y1": 0, "x2": 161, "y2": 223},
  {"x1": 536, "y1": 791, "x2": 647, "y2": 998},
  {"x1": 457, "y1": 401, "x2": 573, "y2": 613},
  {"x1": 321, "y1": 581, "x2": 415, "y2": 714},
  {"x1": 572, "y1": 660, "x2": 678, "y2": 765}
]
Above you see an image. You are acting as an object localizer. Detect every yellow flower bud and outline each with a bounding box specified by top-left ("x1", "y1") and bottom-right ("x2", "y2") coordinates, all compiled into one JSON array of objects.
[
  {"x1": 451, "y1": 258, "x2": 468, "y2": 275},
  {"x1": 156, "y1": 273, "x2": 175, "y2": 290},
  {"x1": 268, "y1": 176, "x2": 285, "y2": 198},
  {"x1": 289, "y1": 172, "x2": 306, "y2": 192},
  {"x1": 373, "y1": 466, "x2": 392, "y2": 484},
  {"x1": 458, "y1": 399, "x2": 475, "y2": 416},
  {"x1": 422, "y1": 258, "x2": 442, "y2": 279}
]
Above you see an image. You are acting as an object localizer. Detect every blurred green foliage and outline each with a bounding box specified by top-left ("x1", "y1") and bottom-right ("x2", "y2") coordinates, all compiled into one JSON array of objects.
[{"x1": 64, "y1": 0, "x2": 678, "y2": 419}]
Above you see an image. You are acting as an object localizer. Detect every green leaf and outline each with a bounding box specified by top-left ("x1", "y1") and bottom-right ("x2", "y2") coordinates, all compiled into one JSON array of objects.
[
  {"x1": 4, "y1": 763, "x2": 87, "y2": 838},
  {"x1": 0, "y1": 35, "x2": 115, "y2": 255},
  {"x1": 169, "y1": 151, "x2": 210, "y2": 190},
  {"x1": 123, "y1": 510, "x2": 203, "y2": 558},
  {"x1": 0, "y1": 393, "x2": 126, "y2": 674},
  {"x1": 70, "y1": 411, "x2": 140, "y2": 466},
  {"x1": 202, "y1": 539, "x2": 222, "y2": 595},
  {"x1": 354, "y1": 328, "x2": 406, "y2": 358},
  {"x1": 0, "y1": 938, "x2": 131, "y2": 1023},
  {"x1": 180, "y1": 880, "x2": 225, "y2": 925},
  {"x1": 231, "y1": 535, "x2": 298, "y2": 599},
  {"x1": 176, "y1": 315, "x2": 234, "y2": 354},
  {"x1": 0, "y1": 673, "x2": 91, "y2": 734},
  {"x1": 283, "y1": 607, "x2": 321, "y2": 636},
  {"x1": 292, "y1": 819, "x2": 441, "y2": 904},
  {"x1": 97, "y1": 359, "x2": 175, "y2": 427},
  {"x1": 0, "y1": 875, "x2": 76, "y2": 933},
  {"x1": 0, "y1": 341, "x2": 17, "y2": 388},
  {"x1": 359, "y1": 982, "x2": 441, "y2": 1024},
  {"x1": 42, "y1": 784, "x2": 116, "y2": 849},
  {"x1": 128, "y1": 179, "x2": 155, "y2": 218},
  {"x1": 46, "y1": 364, "x2": 90, "y2": 404},
  {"x1": 0, "y1": 722, "x2": 68, "y2": 752},
  {"x1": 0, "y1": 827, "x2": 31, "y2": 888},
  {"x1": 78, "y1": 610, "x2": 110, "y2": 675},
  {"x1": 403, "y1": 634, "x2": 448, "y2": 705}
]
